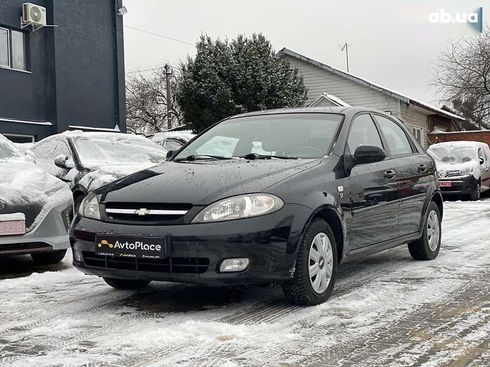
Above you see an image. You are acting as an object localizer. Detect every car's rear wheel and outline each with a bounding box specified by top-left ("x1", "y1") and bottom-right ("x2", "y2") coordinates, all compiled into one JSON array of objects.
[
  {"x1": 408, "y1": 202, "x2": 441, "y2": 260},
  {"x1": 103, "y1": 277, "x2": 151, "y2": 290},
  {"x1": 469, "y1": 183, "x2": 481, "y2": 201},
  {"x1": 31, "y1": 249, "x2": 67, "y2": 265},
  {"x1": 282, "y1": 219, "x2": 337, "y2": 306}
]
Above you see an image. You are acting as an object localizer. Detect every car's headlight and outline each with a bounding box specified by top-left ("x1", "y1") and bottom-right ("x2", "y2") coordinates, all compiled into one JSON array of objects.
[
  {"x1": 461, "y1": 167, "x2": 474, "y2": 176},
  {"x1": 79, "y1": 193, "x2": 101, "y2": 220},
  {"x1": 192, "y1": 194, "x2": 284, "y2": 223}
]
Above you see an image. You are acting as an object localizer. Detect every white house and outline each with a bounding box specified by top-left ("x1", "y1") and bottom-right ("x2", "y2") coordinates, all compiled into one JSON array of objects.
[{"x1": 277, "y1": 48, "x2": 465, "y2": 148}]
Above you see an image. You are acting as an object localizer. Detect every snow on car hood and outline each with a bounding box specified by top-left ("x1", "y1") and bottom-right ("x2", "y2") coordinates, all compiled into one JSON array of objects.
[
  {"x1": 0, "y1": 160, "x2": 73, "y2": 231},
  {"x1": 435, "y1": 160, "x2": 480, "y2": 178},
  {"x1": 80, "y1": 162, "x2": 158, "y2": 191}
]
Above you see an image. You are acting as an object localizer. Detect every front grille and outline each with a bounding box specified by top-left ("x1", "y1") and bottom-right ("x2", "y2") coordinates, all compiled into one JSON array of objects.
[
  {"x1": 82, "y1": 252, "x2": 209, "y2": 274},
  {"x1": 445, "y1": 170, "x2": 461, "y2": 178},
  {"x1": 103, "y1": 202, "x2": 193, "y2": 224}
]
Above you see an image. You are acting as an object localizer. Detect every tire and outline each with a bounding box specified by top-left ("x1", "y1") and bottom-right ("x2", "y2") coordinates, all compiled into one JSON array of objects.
[
  {"x1": 469, "y1": 183, "x2": 481, "y2": 201},
  {"x1": 408, "y1": 202, "x2": 441, "y2": 260},
  {"x1": 282, "y1": 219, "x2": 337, "y2": 306},
  {"x1": 103, "y1": 277, "x2": 151, "y2": 290},
  {"x1": 31, "y1": 249, "x2": 67, "y2": 265}
]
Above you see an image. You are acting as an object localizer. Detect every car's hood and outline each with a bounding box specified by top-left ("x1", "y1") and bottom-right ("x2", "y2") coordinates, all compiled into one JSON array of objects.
[
  {"x1": 80, "y1": 162, "x2": 158, "y2": 191},
  {"x1": 436, "y1": 160, "x2": 479, "y2": 175},
  {"x1": 100, "y1": 159, "x2": 321, "y2": 205},
  {"x1": 0, "y1": 160, "x2": 73, "y2": 230}
]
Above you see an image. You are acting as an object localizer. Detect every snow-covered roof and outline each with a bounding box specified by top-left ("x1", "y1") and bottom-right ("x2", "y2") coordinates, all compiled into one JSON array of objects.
[
  {"x1": 308, "y1": 93, "x2": 351, "y2": 107},
  {"x1": 278, "y1": 48, "x2": 466, "y2": 122},
  {"x1": 152, "y1": 131, "x2": 195, "y2": 144}
]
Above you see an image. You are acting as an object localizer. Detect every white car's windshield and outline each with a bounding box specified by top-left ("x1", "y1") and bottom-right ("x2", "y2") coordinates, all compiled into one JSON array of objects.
[
  {"x1": 175, "y1": 113, "x2": 344, "y2": 160},
  {"x1": 72, "y1": 134, "x2": 167, "y2": 166},
  {"x1": 0, "y1": 136, "x2": 21, "y2": 160},
  {"x1": 428, "y1": 145, "x2": 477, "y2": 164}
]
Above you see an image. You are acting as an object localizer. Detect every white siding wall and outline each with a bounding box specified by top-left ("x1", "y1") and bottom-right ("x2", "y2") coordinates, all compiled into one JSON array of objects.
[
  {"x1": 284, "y1": 55, "x2": 400, "y2": 113},
  {"x1": 399, "y1": 104, "x2": 430, "y2": 148}
]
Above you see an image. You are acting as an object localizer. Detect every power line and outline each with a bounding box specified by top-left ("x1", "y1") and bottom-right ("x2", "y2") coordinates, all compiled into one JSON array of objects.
[
  {"x1": 124, "y1": 25, "x2": 195, "y2": 46},
  {"x1": 126, "y1": 67, "x2": 163, "y2": 75}
]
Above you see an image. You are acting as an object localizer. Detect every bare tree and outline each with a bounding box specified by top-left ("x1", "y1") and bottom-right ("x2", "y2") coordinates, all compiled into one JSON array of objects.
[
  {"x1": 433, "y1": 28, "x2": 490, "y2": 129},
  {"x1": 126, "y1": 67, "x2": 183, "y2": 136}
]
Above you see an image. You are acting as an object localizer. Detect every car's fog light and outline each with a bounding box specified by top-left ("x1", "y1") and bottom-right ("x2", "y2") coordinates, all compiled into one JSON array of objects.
[
  {"x1": 220, "y1": 258, "x2": 249, "y2": 272},
  {"x1": 73, "y1": 248, "x2": 82, "y2": 262}
]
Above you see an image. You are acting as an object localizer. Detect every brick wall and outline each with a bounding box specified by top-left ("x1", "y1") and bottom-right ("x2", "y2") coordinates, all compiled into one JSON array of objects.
[{"x1": 428, "y1": 131, "x2": 490, "y2": 147}]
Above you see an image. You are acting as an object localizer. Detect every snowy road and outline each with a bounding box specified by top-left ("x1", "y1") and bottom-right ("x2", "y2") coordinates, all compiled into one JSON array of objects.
[{"x1": 0, "y1": 200, "x2": 489, "y2": 366}]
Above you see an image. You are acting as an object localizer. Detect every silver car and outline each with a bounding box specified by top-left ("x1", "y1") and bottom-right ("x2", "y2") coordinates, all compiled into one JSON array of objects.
[{"x1": 0, "y1": 134, "x2": 73, "y2": 264}]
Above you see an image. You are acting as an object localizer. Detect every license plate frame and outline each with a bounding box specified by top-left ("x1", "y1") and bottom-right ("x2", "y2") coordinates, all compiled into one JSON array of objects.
[
  {"x1": 0, "y1": 213, "x2": 26, "y2": 236},
  {"x1": 439, "y1": 181, "x2": 452, "y2": 188},
  {"x1": 95, "y1": 234, "x2": 167, "y2": 259}
]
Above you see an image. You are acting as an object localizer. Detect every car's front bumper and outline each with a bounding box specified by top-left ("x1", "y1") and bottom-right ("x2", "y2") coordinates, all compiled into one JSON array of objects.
[
  {"x1": 70, "y1": 204, "x2": 312, "y2": 286},
  {"x1": 0, "y1": 200, "x2": 73, "y2": 255},
  {"x1": 439, "y1": 175, "x2": 479, "y2": 195}
]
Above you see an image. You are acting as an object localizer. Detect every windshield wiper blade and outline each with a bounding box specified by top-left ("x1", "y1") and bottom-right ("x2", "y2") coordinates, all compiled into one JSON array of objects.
[
  {"x1": 239, "y1": 153, "x2": 299, "y2": 160},
  {"x1": 174, "y1": 154, "x2": 232, "y2": 162}
]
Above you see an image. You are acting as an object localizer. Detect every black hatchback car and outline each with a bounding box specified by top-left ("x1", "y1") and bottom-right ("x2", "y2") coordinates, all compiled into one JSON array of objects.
[{"x1": 70, "y1": 107, "x2": 443, "y2": 306}]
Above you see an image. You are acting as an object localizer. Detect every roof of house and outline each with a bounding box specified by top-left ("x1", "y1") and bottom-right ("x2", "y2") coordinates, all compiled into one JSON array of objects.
[
  {"x1": 308, "y1": 93, "x2": 351, "y2": 107},
  {"x1": 277, "y1": 48, "x2": 465, "y2": 122}
]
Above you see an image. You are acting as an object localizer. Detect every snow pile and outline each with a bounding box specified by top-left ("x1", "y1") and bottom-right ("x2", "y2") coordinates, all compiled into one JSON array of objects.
[{"x1": 0, "y1": 161, "x2": 72, "y2": 231}]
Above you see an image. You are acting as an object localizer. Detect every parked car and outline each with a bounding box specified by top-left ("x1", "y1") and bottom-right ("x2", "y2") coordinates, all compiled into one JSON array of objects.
[
  {"x1": 152, "y1": 131, "x2": 195, "y2": 151},
  {"x1": 30, "y1": 132, "x2": 168, "y2": 209},
  {"x1": 0, "y1": 134, "x2": 73, "y2": 264},
  {"x1": 70, "y1": 107, "x2": 443, "y2": 306},
  {"x1": 428, "y1": 141, "x2": 490, "y2": 200}
]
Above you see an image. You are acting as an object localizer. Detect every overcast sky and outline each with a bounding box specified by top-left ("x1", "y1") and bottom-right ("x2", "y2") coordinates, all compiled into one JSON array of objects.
[{"x1": 123, "y1": 0, "x2": 486, "y2": 106}]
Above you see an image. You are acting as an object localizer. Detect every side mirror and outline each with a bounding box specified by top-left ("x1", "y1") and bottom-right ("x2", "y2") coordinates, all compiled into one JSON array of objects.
[
  {"x1": 479, "y1": 157, "x2": 484, "y2": 165},
  {"x1": 54, "y1": 154, "x2": 75, "y2": 169},
  {"x1": 353, "y1": 145, "x2": 386, "y2": 165},
  {"x1": 166, "y1": 150, "x2": 174, "y2": 160}
]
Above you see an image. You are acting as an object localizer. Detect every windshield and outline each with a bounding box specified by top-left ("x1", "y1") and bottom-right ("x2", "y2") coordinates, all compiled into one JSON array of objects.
[
  {"x1": 174, "y1": 113, "x2": 344, "y2": 160},
  {"x1": 72, "y1": 134, "x2": 168, "y2": 166},
  {"x1": 428, "y1": 145, "x2": 477, "y2": 164},
  {"x1": 0, "y1": 136, "x2": 21, "y2": 160}
]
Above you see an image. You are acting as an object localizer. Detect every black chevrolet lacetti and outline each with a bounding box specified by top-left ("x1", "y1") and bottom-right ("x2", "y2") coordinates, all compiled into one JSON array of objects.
[{"x1": 70, "y1": 107, "x2": 443, "y2": 305}]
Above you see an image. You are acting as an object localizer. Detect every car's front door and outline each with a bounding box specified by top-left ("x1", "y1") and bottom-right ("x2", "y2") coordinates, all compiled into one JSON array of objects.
[
  {"x1": 478, "y1": 147, "x2": 490, "y2": 191},
  {"x1": 346, "y1": 113, "x2": 398, "y2": 249},
  {"x1": 372, "y1": 114, "x2": 430, "y2": 237}
]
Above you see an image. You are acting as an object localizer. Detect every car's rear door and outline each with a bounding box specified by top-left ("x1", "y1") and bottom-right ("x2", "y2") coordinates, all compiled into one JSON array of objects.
[
  {"x1": 346, "y1": 113, "x2": 398, "y2": 249},
  {"x1": 478, "y1": 146, "x2": 490, "y2": 191},
  {"x1": 372, "y1": 114, "x2": 431, "y2": 237}
]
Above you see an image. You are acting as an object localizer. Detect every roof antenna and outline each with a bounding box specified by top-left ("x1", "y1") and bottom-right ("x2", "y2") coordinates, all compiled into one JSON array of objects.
[{"x1": 340, "y1": 42, "x2": 350, "y2": 73}]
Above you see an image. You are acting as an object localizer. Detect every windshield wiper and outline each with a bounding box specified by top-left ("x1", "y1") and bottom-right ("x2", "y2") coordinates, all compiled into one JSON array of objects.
[
  {"x1": 174, "y1": 154, "x2": 232, "y2": 162},
  {"x1": 239, "y1": 153, "x2": 299, "y2": 160}
]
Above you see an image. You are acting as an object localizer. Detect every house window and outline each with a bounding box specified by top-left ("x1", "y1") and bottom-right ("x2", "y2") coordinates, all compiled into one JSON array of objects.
[
  {"x1": 412, "y1": 127, "x2": 423, "y2": 144},
  {"x1": 3, "y1": 133, "x2": 35, "y2": 143},
  {"x1": 0, "y1": 27, "x2": 27, "y2": 71}
]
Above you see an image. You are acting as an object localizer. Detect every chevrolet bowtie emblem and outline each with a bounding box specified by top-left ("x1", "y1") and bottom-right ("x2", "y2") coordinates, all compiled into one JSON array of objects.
[{"x1": 134, "y1": 208, "x2": 151, "y2": 216}]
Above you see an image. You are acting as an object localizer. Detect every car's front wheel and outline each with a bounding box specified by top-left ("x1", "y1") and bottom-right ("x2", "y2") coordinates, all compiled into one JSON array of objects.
[
  {"x1": 408, "y1": 202, "x2": 441, "y2": 260},
  {"x1": 282, "y1": 219, "x2": 337, "y2": 306},
  {"x1": 469, "y1": 182, "x2": 481, "y2": 201},
  {"x1": 103, "y1": 277, "x2": 151, "y2": 290},
  {"x1": 31, "y1": 249, "x2": 67, "y2": 265}
]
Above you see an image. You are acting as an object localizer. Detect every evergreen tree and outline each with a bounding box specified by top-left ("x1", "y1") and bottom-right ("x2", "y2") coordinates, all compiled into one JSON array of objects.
[{"x1": 177, "y1": 34, "x2": 307, "y2": 132}]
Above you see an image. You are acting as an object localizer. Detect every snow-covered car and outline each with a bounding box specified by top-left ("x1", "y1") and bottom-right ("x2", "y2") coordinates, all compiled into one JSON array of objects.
[
  {"x1": 0, "y1": 134, "x2": 73, "y2": 264},
  {"x1": 428, "y1": 141, "x2": 490, "y2": 200},
  {"x1": 30, "y1": 132, "x2": 168, "y2": 209},
  {"x1": 152, "y1": 130, "x2": 195, "y2": 151}
]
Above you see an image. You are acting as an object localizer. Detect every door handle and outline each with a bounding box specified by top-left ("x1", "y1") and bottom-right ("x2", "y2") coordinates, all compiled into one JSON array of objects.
[
  {"x1": 418, "y1": 164, "x2": 428, "y2": 173},
  {"x1": 384, "y1": 169, "x2": 396, "y2": 179}
]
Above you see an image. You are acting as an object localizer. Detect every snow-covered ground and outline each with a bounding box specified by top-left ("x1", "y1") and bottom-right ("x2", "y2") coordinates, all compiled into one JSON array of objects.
[{"x1": 0, "y1": 200, "x2": 489, "y2": 366}]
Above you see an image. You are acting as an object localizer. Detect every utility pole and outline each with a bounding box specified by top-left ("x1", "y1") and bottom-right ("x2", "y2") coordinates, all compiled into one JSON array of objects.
[
  {"x1": 164, "y1": 63, "x2": 172, "y2": 130},
  {"x1": 341, "y1": 42, "x2": 350, "y2": 73}
]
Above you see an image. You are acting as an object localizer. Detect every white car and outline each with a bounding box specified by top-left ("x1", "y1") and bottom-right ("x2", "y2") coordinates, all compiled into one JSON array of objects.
[
  {"x1": 152, "y1": 130, "x2": 195, "y2": 151},
  {"x1": 428, "y1": 141, "x2": 490, "y2": 200},
  {"x1": 0, "y1": 134, "x2": 73, "y2": 264}
]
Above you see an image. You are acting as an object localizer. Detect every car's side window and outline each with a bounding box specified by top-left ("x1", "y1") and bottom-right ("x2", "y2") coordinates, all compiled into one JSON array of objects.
[
  {"x1": 374, "y1": 115, "x2": 414, "y2": 157},
  {"x1": 478, "y1": 148, "x2": 485, "y2": 166},
  {"x1": 347, "y1": 114, "x2": 384, "y2": 152}
]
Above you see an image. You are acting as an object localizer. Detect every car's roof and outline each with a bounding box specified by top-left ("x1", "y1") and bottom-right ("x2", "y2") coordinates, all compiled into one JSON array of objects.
[
  {"x1": 430, "y1": 141, "x2": 489, "y2": 149},
  {"x1": 227, "y1": 106, "x2": 388, "y2": 120}
]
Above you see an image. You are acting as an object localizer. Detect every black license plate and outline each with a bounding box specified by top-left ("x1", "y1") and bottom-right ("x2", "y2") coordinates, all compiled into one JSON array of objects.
[{"x1": 95, "y1": 235, "x2": 166, "y2": 259}]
